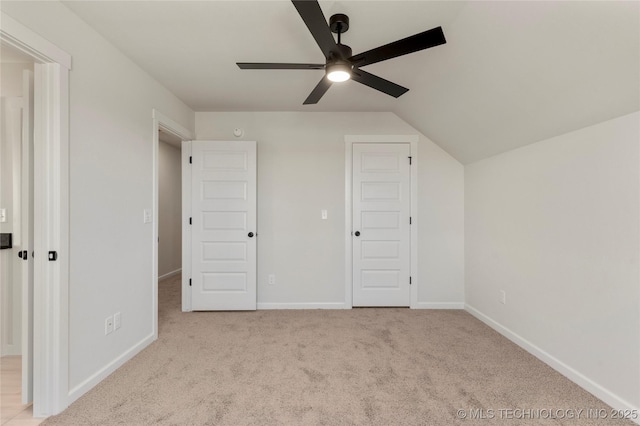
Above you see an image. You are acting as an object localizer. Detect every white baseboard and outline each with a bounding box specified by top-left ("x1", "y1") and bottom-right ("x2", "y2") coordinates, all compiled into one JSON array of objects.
[
  {"x1": 465, "y1": 304, "x2": 639, "y2": 423},
  {"x1": 67, "y1": 332, "x2": 156, "y2": 404},
  {"x1": 158, "y1": 268, "x2": 181, "y2": 281},
  {"x1": 415, "y1": 302, "x2": 464, "y2": 309},
  {"x1": 257, "y1": 302, "x2": 347, "y2": 310}
]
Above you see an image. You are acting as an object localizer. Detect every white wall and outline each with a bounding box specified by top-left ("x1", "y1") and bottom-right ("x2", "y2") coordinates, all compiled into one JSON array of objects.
[
  {"x1": 465, "y1": 112, "x2": 640, "y2": 411},
  {"x1": 0, "y1": 0, "x2": 194, "y2": 401},
  {"x1": 158, "y1": 141, "x2": 181, "y2": 278},
  {"x1": 195, "y1": 112, "x2": 464, "y2": 308}
]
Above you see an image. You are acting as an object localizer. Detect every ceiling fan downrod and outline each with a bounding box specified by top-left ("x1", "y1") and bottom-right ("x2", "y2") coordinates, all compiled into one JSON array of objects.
[{"x1": 330, "y1": 13, "x2": 349, "y2": 47}]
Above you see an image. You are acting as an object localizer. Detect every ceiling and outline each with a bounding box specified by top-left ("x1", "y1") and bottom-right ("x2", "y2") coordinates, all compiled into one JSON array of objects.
[{"x1": 63, "y1": 1, "x2": 639, "y2": 164}]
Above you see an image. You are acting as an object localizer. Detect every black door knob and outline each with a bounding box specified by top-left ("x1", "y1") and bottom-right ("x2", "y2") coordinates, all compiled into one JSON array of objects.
[
  {"x1": 248, "y1": 232, "x2": 254, "y2": 238},
  {"x1": 354, "y1": 231, "x2": 361, "y2": 237}
]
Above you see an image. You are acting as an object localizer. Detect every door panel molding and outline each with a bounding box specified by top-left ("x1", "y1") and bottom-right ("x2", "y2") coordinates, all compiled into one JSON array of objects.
[
  {"x1": 185, "y1": 141, "x2": 257, "y2": 311},
  {"x1": 344, "y1": 135, "x2": 418, "y2": 309}
]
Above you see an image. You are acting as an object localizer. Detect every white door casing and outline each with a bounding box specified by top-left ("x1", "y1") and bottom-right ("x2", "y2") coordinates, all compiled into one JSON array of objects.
[
  {"x1": 352, "y1": 143, "x2": 411, "y2": 307},
  {"x1": 2, "y1": 11, "x2": 71, "y2": 416},
  {"x1": 152, "y1": 109, "x2": 193, "y2": 337},
  {"x1": 189, "y1": 141, "x2": 257, "y2": 311}
]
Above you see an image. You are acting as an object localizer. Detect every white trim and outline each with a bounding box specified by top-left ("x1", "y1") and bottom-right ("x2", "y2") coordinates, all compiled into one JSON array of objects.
[
  {"x1": 152, "y1": 109, "x2": 192, "y2": 141},
  {"x1": 0, "y1": 19, "x2": 71, "y2": 417},
  {"x1": 181, "y1": 141, "x2": 192, "y2": 312},
  {"x1": 415, "y1": 302, "x2": 464, "y2": 309},
  {"x1": 158, "y1": 268, "x2": 181, "y2": 281},
  {"x1": 0, "y1": 13, "x2": 72, "y2": 69},
  {"x1": 257, "y1": 302, "x2": 347, "y2": 310},
  {"x1": 1, "y1": 12, "x2": 74, "y2": 414},
  {"x1": 344, "y1": 135, "x2": 419, "y2": 309},
  {"x1": 152, "y1": 110, "x2": 193, "y2": 338},
  {"x1": 67, "y1": 333, "x2": 155, "y2": 405},
  {"x1": 466, "y1": 304, "x2": 640, "y2": 421}
]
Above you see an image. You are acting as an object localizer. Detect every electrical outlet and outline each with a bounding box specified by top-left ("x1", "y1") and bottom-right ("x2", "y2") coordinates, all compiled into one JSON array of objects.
[
  {"x1": 143, "y1": 209, "x2": 152, "y2": 224},
  {"x1": 321, "y1": 209, "x2": 328, "y2": 220},
  {"x1": 499, "y1": 290, "x2": 506, "y2": 305},
  {"x1": 268, "y1": 274, "x2": 276, "y2": 286},
  {"x1": 0, "y1": 208, "x2": 6, "y2": 223},
  {"x1": 105, "y1": 316, "x2": 114, "y2": 335},
  {"x1": 114, "y1": 312, "x2": 121, "y2": 330}
]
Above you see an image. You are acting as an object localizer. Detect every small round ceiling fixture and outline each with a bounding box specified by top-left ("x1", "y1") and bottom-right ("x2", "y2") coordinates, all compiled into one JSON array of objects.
[{"x1": 326, "y1": 60, "x2": 351, "y2": 82}]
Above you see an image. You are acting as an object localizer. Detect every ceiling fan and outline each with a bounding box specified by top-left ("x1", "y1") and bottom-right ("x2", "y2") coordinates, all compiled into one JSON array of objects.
[{"x1": 237, "y1": 0, "x2": 446, "y2": 105}]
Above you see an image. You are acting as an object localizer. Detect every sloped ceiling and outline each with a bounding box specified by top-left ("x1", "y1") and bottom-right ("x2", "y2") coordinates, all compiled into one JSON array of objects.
[{"x1": 62, "y1": 1, "x2": 639, "y2": 164}]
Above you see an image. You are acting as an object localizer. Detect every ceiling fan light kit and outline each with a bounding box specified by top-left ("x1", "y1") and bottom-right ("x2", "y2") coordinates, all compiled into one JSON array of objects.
[
  {"x1": 326, "y1": 60, "x2": 352, "y2": 82},
  {"x1": 237, "y1": 0, "x2": 446, "y2": 104}
]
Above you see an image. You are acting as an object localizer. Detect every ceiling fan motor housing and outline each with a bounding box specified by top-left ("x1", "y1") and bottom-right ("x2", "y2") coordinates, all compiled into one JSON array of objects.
[{"x1": 331, "y1": 43, "x2": 353, "y2": 61}]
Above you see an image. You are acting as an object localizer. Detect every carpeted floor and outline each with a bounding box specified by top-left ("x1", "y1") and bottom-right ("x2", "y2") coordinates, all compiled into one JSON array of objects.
[{"x1": 43, "y1": 275, "x2": 633, "y2": 425}]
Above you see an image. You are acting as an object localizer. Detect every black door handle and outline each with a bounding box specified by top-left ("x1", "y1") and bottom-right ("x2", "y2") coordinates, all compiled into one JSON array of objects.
[
  {"x1": 18, "y1": 250, "x2": 27, "y2": 259},
  {"x1": 354, "y1": 231, "x2": 360, "y2": 237},
  {"x1": 248, "y1": 232, "x2": 254, "y2": 238}
]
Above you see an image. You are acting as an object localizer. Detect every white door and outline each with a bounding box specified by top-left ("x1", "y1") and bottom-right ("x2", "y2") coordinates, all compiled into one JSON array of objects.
[
  {"x1": 190, "y1": 141, "x2": 257, "y2": 310},
  {"x1": 21, "y1": 70, "x2": 34, "y2": 403},
  {"x1": 352, "y1": 143, "x2": 411, "y2": 307}
]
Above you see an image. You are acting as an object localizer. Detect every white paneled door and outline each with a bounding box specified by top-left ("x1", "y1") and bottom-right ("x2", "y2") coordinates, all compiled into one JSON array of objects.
[
  {"x1": 352, "y1": 143, "x2": 411, "y2": 307},
  {"x1": 190, "y1": 141, "x2": 256, "y2": 310}
]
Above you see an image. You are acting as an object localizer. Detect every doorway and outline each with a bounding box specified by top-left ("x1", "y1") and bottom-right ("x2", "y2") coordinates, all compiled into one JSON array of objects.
[
  {"x1": 152, "y1": 110, "x2": 192, "y2": 338},
  {"x1": 0, "y1": 45, "x2": 37, "y2": 424},
  {"x1": 344, "y1": 136, "x2": 419, "y2": 308},
  {"x1": 1, "y1": 11, "x2": 71, "y2": 417}
]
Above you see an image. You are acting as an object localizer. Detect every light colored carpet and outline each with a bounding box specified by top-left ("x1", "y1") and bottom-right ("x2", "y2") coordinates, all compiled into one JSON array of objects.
[{"x1": 43, "y1": 275, "x2": 632, "y2": 425}]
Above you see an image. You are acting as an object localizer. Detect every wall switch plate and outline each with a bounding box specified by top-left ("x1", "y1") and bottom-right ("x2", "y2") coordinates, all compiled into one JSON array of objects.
[
  {"x1": 0, "y1": 208, "x2": 6, "y2": 223},
  {"x1": 143, "y1": 209, "x2": 152, "y2": 224},
  {"x1": 268, "y1": 274, "x2": 276, "y2": 285},
  {"x1": 105, "y1": 316, "x2": 114, "y2": 335},
  {"x1": 499, "y1": 290, "x2": 506, "y2": 305},
  {"x1": 321, "y1": 209, "x2": 327, "y2": 220},
  {"x1": 114, "y1": 312, "x2": 121, "y2": 330}
]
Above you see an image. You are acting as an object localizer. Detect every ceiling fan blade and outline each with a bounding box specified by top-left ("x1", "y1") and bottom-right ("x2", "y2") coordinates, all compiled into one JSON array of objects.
[
  {"x1": 349, "y1": 26, "x2": 446, "y2": 67},
  {"x1": 237, "y1": 63, "x2": 325, "y2": 70},
  {"x1": 292, "y1": 0, "x2": 337, "y2": 58},
  {"x1": 303, "y1": 76, "x2": 332, "y2": 104},
  {"x1": 351, "y1": 69, "x2": 409, "y2": 98}
]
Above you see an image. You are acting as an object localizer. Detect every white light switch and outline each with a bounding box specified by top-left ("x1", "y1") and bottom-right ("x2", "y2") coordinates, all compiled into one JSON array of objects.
[
  {"x1": 0, "y1": 208, "x2": 5, "y2": 223},
  {"x1": 321, "y1": 209, "x2": 327, "y2": 220},
  {"x1": 143, "y1": 209, "x2": 152, "y2": 224}
]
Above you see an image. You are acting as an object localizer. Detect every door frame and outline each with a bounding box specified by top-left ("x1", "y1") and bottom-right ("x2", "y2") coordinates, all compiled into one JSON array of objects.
[
  {"x1": 151, "y1": 110, "x2": 193, "y2": 334},
  {"x1": 181, "y1": 141, "x2": 192, "y2": 312},
  {"x1": 344, "y1": 135, "x2": 419, "y2": 309},
  {"x1": 1, "y1": 12, "x2": 71, "y2": 416}
]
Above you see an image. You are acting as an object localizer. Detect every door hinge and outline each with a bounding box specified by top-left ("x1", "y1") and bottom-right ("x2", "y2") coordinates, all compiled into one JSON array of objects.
[
  {"x1": 409, "y1": 217, "x2": 412, "y2": 225},
  {"x1": 408, "y1": 156, "x2": 412, "y2": 165},
  {"x1": 189, "y1": 156, "x2": 192, "y2": 164},
  {"x1": 409, "y1": 276, "x2": 412, "y2": 285},
  {"x1": 48, "y1": 251, "x2": 58, "y2": 261},
  {"x1": 189, "y1": 217, "x2": 192, "y2": 225},
  {"x1": 189, "y1": 278, "x2": 192, "y2": 287}
]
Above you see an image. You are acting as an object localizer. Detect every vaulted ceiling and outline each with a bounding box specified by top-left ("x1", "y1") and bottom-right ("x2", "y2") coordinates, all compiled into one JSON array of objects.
[{"x1": 63, "y1": 1, "x2": 639, "y2": 164}]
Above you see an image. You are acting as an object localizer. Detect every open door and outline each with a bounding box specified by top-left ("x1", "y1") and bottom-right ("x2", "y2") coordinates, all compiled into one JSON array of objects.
[
  {"x1": 188, "y1": 141, "x2": 257, "y2": 311},
  {"x1": 21, "y1": 69, "x2": 34, "y2": 404}
]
